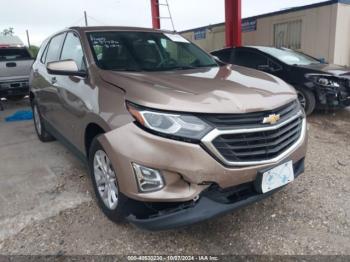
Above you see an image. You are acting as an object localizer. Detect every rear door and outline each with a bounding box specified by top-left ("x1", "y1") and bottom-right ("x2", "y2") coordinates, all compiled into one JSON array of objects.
[{"x1": 35, "y1": 33, "x2": 66, "y2": 127}]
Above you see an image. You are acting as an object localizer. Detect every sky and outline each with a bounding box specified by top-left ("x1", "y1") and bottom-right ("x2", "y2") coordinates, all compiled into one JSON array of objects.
[{"x1": 0, "y1": 0, "x2": 328, "y2": 46}]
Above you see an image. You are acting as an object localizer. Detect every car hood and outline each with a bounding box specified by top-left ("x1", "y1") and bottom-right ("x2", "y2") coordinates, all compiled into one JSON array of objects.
[
  {"x1": 297, "y1": 63, "x2": 350, "y2": 78},
  {"x1": 99, "y1": 65, "x2": 297, "y2": 114}
]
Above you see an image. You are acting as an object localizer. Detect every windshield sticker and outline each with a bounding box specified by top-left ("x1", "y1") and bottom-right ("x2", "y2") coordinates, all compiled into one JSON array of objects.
[
  {"x1": 164, "y1": 33, "x2": 189, "y2": 43},
  {"x1": 90, "y1": 37, "x2": 121, "y2": 48}
]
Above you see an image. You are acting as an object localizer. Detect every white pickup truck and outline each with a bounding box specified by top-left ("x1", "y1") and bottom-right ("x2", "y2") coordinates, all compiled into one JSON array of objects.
[{"x1": 0, "y1": 35, "x2": 34, "y2": 101}]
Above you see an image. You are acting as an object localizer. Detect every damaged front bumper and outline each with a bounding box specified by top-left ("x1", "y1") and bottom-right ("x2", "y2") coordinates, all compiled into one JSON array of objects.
[
  {"x1": 127, "y1": 158, "x2": 305, "y2": 231},
  {"x1": 316, "y1": 86, "x2": 350, "y2": 107}
]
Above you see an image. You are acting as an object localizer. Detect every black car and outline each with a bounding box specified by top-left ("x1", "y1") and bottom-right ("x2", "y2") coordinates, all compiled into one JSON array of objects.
[{"x1": 211, "y1": 46, "x2": 350, "y2": 115}]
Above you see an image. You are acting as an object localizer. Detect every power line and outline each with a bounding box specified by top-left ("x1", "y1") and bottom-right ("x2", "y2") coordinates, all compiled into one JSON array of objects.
[
  {"x1": 69, "y1": 16, "x2": 85, "y2": 27},
  {"x1": 87, "y1": 15, "x2": 108, "y2": 26}
]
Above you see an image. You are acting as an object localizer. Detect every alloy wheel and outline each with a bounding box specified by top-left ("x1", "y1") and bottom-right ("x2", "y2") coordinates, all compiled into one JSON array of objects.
[
  {"x1": 297, "y1": 91, "x2": 307, "y2": 109},
  {"x1": 93, "y1": 150, "x2": 119, "y2": 210}
]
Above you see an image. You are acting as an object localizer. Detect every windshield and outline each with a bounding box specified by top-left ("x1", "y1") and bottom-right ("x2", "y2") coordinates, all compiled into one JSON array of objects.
[
  {"x1": 88, "y1": 31, "x2": 218, "y2": 71},
  {"x1": 255, "y1": 46, "x2": 321, "y2": 66}
]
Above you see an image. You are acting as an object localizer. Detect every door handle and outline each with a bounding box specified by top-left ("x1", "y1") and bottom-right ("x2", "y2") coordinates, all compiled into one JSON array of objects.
[
  {"x1": 51, "y1": 77, "x2": 57, "y2": 84},
  {"x1": 6, "y1": 62, "x2": 16, "y2": 67}
]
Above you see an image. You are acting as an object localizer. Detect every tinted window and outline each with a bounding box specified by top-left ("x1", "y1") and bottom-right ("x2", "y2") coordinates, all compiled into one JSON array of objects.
[
  {"x1": 0, "y1": 48, "x2": 32, "y2": 61},
  {"x1": 45, "y1": 33, "x2": 66, "y2": 63},
  {"x1": 212, "y1": 49, "x2": 232, "y2": 63},
  {"x1": 256, "y1": 47, "x2": 320, "y2": 66},
  {"x1": 232, "y1": 50, "x2": 268, "y2": 68},
  {"x1": 61, "y1": 32, "x2": 85, "y2": 70}
]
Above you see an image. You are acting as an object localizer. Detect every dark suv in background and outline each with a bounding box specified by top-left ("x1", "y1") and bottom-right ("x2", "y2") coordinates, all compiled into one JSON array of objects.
[{"x1": 212, "y1": 46, "x2": 350, "y2": 115}]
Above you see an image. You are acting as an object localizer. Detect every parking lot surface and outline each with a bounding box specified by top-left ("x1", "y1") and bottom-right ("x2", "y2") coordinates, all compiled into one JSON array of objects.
[{"x1": 0, "y1": 99, "x2": 349, "y2": 255}]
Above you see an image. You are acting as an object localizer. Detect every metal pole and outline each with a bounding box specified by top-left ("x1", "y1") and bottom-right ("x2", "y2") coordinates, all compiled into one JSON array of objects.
[
  {"x1": 150, "y1": 0, "x2": 160, "y2": 29},
  {"x1": 84, "y1": 11, "x2": 88, "y2": 26},
  {"x1": 26, "y1": 30, "x2": 31, "y2": 47},
  {"x1": 165, "y1": 0, "x2": 175, "y2": 31},
  {"x1": 225, "y1": 0, "x2": 242, "y2": 47}
]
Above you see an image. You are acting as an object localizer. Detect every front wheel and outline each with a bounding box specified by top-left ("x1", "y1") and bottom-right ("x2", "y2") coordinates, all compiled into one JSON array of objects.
[
  {"x1": 88, "y1": 137, "x2": 131, "y2": 223},
  {"x1": 296, "y1": 88, "x2": 316, "y2": 116}
]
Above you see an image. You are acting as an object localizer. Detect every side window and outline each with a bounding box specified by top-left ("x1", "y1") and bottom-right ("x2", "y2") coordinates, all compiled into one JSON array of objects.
[
  {"x1": 40, "y1": 41, "x2": 50, "y2": 64},
  {"x1": 213, "y1": 49, "x2": 232, "y2": 63},
  {"x1": 60, "y1": 32, "x2": 85, "y2": 71},
  {"x1": 232, "y1": 50, "x2": 268, "y2": 68},
  {"x1": 45, "y1": 33, "x2": 66, "y2": 64}
]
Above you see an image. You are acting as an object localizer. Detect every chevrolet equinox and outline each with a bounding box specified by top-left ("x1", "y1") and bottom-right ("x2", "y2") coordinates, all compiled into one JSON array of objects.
[{"x1": 29, "y1": 27, "x2": 308, "y2": 230}]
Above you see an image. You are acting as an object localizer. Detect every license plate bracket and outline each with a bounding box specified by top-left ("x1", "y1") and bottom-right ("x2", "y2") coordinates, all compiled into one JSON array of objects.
[{"x1": 255, "y1": 161, "x2": 295, "y2": 194}]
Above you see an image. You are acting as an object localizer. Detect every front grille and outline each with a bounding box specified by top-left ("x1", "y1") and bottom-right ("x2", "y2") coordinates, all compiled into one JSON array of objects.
[
  {"x1": 201, "y1": 100, "x2": 299, "y2": 129},
  {"x1": 211, "y1": 116, "x2": 303, "y2": 162}
]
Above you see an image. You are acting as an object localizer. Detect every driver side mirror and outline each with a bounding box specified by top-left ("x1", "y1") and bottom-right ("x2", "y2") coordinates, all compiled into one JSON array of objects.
[{"x1": 47, "y1": 59, "x2": 87, "y2": 77}]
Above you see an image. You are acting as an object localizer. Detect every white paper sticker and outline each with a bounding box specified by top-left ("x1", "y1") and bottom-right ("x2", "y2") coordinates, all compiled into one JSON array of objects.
[{"x1": 164, "y1": 33, "x2": 190, "y2": 43}]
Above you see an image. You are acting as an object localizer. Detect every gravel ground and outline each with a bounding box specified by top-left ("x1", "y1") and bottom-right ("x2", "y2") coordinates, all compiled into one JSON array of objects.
[{"x1": 0, "y1": 99, "x2": 349, "y2": 255}]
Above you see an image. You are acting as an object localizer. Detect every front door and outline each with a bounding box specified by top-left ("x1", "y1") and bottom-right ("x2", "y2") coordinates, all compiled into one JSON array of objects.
[{"x1": 50, "y1": 31, "x2": 88, "y2": 148}]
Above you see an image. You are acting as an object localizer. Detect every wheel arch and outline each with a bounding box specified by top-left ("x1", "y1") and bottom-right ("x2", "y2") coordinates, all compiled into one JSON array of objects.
[{"x1": 84, "y1": 123, "x2": 107, "y2": 157}]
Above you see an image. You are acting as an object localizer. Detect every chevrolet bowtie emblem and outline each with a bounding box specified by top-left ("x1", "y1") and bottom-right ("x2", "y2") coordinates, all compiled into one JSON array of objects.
[{"x1": 263, "y1": 114, "x2": 281, "y2": 125}]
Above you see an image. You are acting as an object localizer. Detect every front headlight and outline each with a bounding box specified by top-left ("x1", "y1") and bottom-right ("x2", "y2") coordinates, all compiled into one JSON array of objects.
[
  {"x1": 306, "y1": 74, "x2": 341, "y2": 88},
  {"x1": 127, "y1": 102, "x2": 213, "y2": 142}
]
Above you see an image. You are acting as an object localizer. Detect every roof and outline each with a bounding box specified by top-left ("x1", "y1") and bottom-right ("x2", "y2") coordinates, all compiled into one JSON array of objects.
[
  {"x1": 0, "y1": 35, "x2": 24, "y2": 46},
  {"x1": 180, "y1": 0, "x2": 350, "y2": 34},
  {"x1": 69, "y1": 26, "x2": 174, "y2": 34}
]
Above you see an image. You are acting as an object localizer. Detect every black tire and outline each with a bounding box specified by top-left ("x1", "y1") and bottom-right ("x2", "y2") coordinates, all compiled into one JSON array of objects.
[
  {"x1": 296, "y1": 88, "x2": 316, "y2": 116},
  {"x1": 32, "y1": 101, "x2": 55, "y2": 142},
  {"x1": 6, "y1": 95, "x2": 26, "y2": 102},
  {"x1": 88, "y1": 137, "x2": 131, "y2": 223}
]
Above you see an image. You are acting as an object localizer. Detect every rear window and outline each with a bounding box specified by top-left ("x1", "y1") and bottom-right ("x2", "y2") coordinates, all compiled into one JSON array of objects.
[{"x1": 0, "y1": 48, "x2": 32, "y2": 61}]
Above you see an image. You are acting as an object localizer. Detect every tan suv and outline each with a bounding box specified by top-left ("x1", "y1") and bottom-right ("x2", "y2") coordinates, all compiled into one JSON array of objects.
[{"x1": 30, "y1": 26, "x2": 307, "y2": 230}]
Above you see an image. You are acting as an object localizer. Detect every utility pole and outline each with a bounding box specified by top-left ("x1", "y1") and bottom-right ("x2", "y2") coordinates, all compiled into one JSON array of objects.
[
  {"x1": 150, "y1": 0, "x2": 160, "y2": 29},
  {"x1": 225, "y1": 0, "x2": 242, "y2": 47},
  {"x1": 26, "y1": 30, "x2": 31, "y2": 47},
  {"x1": 84, "y1": 11, "x2": 88, "y2": 26}
]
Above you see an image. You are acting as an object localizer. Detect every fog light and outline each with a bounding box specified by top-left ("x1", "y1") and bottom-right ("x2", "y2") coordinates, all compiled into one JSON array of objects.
[{"x1": 132, "y1": 163, "x2": 165, "y2": 192}]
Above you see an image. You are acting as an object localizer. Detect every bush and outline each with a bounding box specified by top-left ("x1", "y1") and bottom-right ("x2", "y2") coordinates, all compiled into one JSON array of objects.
[{"x1": 28, "y1": 46, "x2": 39, "y2": 58}]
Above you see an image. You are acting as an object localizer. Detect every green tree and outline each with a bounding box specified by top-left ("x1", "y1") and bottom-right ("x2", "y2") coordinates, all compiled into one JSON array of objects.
[
  {"x1": 2, "y1": 27, "x2": 14, "y2": 36},
  {"x1": 28, "y1": 45, "x2": 40, "y2": 58}
]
